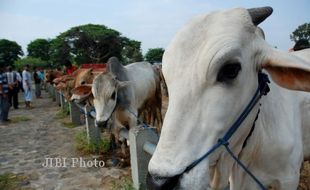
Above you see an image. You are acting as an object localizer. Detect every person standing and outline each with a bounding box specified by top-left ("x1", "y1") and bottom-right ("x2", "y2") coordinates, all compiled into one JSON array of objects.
[
  {"x1": 0, "y1": 65, "x2": 10, "y2": 123},
  {"x1": 22, "y1": 64, "x2": 33, "y2": 109},
  {"x1": 6, "y1": 66, "x2": 19, "y2": 109},
  {"x1": 64, "y1": 60, "x2": 77, "y2": 74},
  {"x1": 33, "y1": 67, "x2": 42, "y2": 98}
]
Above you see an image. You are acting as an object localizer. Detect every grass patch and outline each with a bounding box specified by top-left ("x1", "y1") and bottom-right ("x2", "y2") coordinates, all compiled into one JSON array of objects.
[
  {"x1": 54, "y1": 109, "x2": 68, "y2": 119},
  {"x1": 62, "y1": 121, "x2": 77, "y2": 128},
  {"x1": 10, "y1": 116, "x2": 31, "y2": 123},
  {"x1": 54, "y1": 104, "x2": 70, "y2": 119},
  {"x1": 0, "y1": 172, "x2": 31, "y2": 190},
  {"x1": 75, "y1": 130, "x2": 110, "y2": 155},
  {"x1": 112, "y1": 177, "x2": 135, "y2": 190}
]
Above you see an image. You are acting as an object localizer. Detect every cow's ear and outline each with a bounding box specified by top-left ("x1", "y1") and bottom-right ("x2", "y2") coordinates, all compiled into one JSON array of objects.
[
  {"x1": 261, "y1": 49, "x2": 310, "y2": 92},
  {"x1": 117, "y1": 80, "x2": 130, "y2": 89},
  {"x1": 70, "y1": 85, "x2": 92, "y2": 101}
]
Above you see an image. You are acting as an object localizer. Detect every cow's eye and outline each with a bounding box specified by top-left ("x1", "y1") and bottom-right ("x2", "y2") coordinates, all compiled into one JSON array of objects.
[
  {"x1": 111, "y1": 91, "x2": 116, "y2": 99},
  {"x1": 217, "y1": 63, "x2": 241, "y2": 83},
  {"x1": 81, "y1": 81, "x2": 86, "y2": 85}
]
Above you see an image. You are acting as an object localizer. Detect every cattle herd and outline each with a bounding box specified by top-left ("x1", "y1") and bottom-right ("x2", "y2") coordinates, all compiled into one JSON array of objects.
[{"x1": 45, "y1": 6, "x2": 310, "y2": 190}]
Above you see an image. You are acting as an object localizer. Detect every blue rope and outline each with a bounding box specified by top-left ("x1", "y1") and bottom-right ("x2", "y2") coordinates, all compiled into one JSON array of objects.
[
  {"x1": 126, "y1": 107, "x2": 160, "y2": 141},
  {"x1": 126, "y1": 108, "x2": 152, "y2": 129},
  {"x1": 223, "y1": 143, "x2": 267, "y2": 190},
  {"x1": 184, "y1": 141, "x2": 223, "y2": 173}
]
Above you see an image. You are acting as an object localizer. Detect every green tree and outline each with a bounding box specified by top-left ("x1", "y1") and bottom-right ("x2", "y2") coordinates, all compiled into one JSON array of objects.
[
  {"x1": 65, "y1": 24, "x2": 123, "y2": 64},
  {"x1": 49, "y1": 37, "x2": 71, "y2": 67},
  {"x1": 49, "y1": 24, "x2": 142, "y2": 67},
  {"x1": 122, "y1": 37, "x2": 143, "y2": 64},
  {"x1": 145, "y1": 48, "x2": 165, "y2": 63},
  {"x1": 14, "y1": 56, "x2": 49, "y2": 70},
  {"x1": 0, "y1": 39, "x2": 24, "y2": 67},
  {"x1": 290, "y1": 22, "x2": 310, "y2": 43},
  {"x1": 27, "y1": 39, "x2": 50, "y2": 61}
]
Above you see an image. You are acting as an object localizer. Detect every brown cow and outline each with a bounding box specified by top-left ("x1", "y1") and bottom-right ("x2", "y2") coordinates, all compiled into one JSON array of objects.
[{"x1": 53, "y1": 68, "x2": 106, "y2": 100}]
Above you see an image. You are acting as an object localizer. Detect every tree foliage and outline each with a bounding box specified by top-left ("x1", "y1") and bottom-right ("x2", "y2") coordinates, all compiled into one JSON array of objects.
[
  {"x1": 0, "y1": 39, "x2": 24, "y2": 67},
  {"x1": 14, "y1": 56, "x2": 48, "y2": 70},
  {"x1": 290, "y1": 22, "x2": 310, "y2": 43},
  {"x1": 49, "y1": 37, "x2": 71, "y2": 67},
  {"x1": 48, "y1": 24, "x2": 142, "y2": 66},
  {"x1": 122, "y1": 38, "x2": 143, "y2": 64},
  {"x1": 145, "y1": 48, "x2": 165, "y2": 63},
  {"x1": 27, "y1": 39, "x2": 50, "y2": 61}
]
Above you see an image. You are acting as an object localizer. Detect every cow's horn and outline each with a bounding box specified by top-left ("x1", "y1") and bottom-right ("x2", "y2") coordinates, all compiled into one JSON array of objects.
[{"x1": 247, "y1": 6, "x2": 273, "y2": 26}]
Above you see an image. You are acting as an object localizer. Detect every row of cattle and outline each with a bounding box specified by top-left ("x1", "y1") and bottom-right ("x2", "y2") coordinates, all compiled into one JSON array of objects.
[{"x1": 46, "y1": 59, "x2": 166, "y2": 156}]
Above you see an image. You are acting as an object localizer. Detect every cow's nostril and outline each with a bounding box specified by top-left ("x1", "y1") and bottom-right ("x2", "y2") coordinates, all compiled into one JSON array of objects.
[
  {"x1": 95, "y1": 120, "x2": 107, "y2": 128},
  {"x1": 146, "y1": 172, "x2": 181, "y2": 190}
]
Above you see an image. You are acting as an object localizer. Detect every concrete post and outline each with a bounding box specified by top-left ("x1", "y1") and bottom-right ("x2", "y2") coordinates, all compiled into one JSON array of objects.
[
  {"x1": 84, "y1": 105, "x2": 101, "y2": 146},
  {"x1": 69, "y1": 102, "x2": 81, "y2": 125},
  {"x1": 55, "y1": 91, "x2": 61, "y2": 106},
  {"x1": 47, "y1": 84, "x2": 52, "y2": 95},
  {"x1": 129, "y1": 126, "x2": 159, "y2": 190},
  {"x1": 51, "y1": 86, "x2": 56, "y2": 101},
  {"x1": 60, "y1": 93, "x2": 65, "y2": 109}
]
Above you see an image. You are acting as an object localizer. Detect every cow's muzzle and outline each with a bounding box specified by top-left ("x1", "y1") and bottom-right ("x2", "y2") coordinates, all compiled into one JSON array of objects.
[
  {"x1": 146, "y1": 172, "x2": 181, "y2": 190},
  {"x1": 95, "y1": 120, "x2": 108, "y2": 128}
]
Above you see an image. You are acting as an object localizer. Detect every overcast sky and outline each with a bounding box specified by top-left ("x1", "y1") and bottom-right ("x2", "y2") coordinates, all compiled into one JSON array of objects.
[{"x1": 0, "y1": 0, "x2": 309, "y2": 55}]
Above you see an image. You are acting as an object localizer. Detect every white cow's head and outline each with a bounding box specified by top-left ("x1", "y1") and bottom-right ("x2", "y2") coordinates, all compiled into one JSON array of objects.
[
  {"x1": 147, "y1": 7, "x2": 310, "y2": 189},
  {"x1": 92, "y1": 72, "x2": 128, "y2": 127}
]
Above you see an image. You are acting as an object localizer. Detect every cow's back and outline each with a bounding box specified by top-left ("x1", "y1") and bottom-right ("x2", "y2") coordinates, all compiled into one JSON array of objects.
[{"x1": 125, "y1": 62, "x2": 157, "y2": 109}]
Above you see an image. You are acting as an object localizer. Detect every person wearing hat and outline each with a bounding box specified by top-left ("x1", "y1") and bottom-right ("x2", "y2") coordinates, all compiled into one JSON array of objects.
[{"x1": 0, "y1": 65, "x2": 11, "y2": 123}]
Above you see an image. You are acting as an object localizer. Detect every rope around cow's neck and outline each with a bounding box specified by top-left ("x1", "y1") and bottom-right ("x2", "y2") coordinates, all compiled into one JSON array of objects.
[{"x1": 182, "y1": 71, "x2": 270, "y2": 190}]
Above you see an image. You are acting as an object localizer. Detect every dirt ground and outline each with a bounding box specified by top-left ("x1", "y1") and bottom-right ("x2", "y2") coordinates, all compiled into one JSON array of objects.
[{"x1": 0, "y1": 90, "x2": 130, "y2": 190}]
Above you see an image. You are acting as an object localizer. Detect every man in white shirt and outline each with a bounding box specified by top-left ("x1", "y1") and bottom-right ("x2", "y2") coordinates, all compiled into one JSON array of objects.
[{"x1": 22, "y1": 64, "x2": 33, "y2": 109}]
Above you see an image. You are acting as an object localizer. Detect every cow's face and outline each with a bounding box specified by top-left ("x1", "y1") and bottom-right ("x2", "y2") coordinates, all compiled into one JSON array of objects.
[
  {"x1": 74, "y1": 68, "x2": 93, "y2": 87},
  {"x1": 92, "y1": 73, "x2": 128, "y2": 127},
  {"x1": 148, "y1": 7, "x2": 273, "y2": 189}
]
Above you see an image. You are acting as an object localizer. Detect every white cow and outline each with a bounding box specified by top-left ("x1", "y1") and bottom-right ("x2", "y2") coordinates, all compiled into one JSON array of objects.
[
  {"x1": 147, "y1": 7, "x2": 310, "y2": 190},
  {"x1": 93, "y1": 57, "x2": 162, "y2": 145}
]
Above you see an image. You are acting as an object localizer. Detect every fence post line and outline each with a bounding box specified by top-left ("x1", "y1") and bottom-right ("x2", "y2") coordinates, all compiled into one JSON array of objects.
[
  {"x1": 129, "y1": 126, "x2": 159, "y2": 190},
  {"x1": 69, "y1": 102, "x2": 81, "y2": 125},
  {"x1": 84, "y1": 105, "x2": 101, "y2": 146}
]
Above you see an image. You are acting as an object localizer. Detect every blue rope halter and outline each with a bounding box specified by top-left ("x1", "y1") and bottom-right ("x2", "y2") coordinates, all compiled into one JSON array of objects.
[{"x1": 183, "y1": 71, "x2": 270, "y2": 190}]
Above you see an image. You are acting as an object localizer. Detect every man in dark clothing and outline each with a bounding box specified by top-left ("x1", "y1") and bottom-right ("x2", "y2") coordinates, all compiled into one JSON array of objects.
[
  {"x1": 33, "y1": 67, "x2": 42, "y2": 98},
  {"x1": 6, "y1": 66, "x2": 19, "y2": 109},
  {"x1": 0, "y1": 65, "x2": 10, "y2": 123}
]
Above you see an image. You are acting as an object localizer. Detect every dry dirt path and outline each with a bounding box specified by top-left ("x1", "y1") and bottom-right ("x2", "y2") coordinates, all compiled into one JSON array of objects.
[{"x1": 0, "y1": 90, "x2": 129, "y2": 190}]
